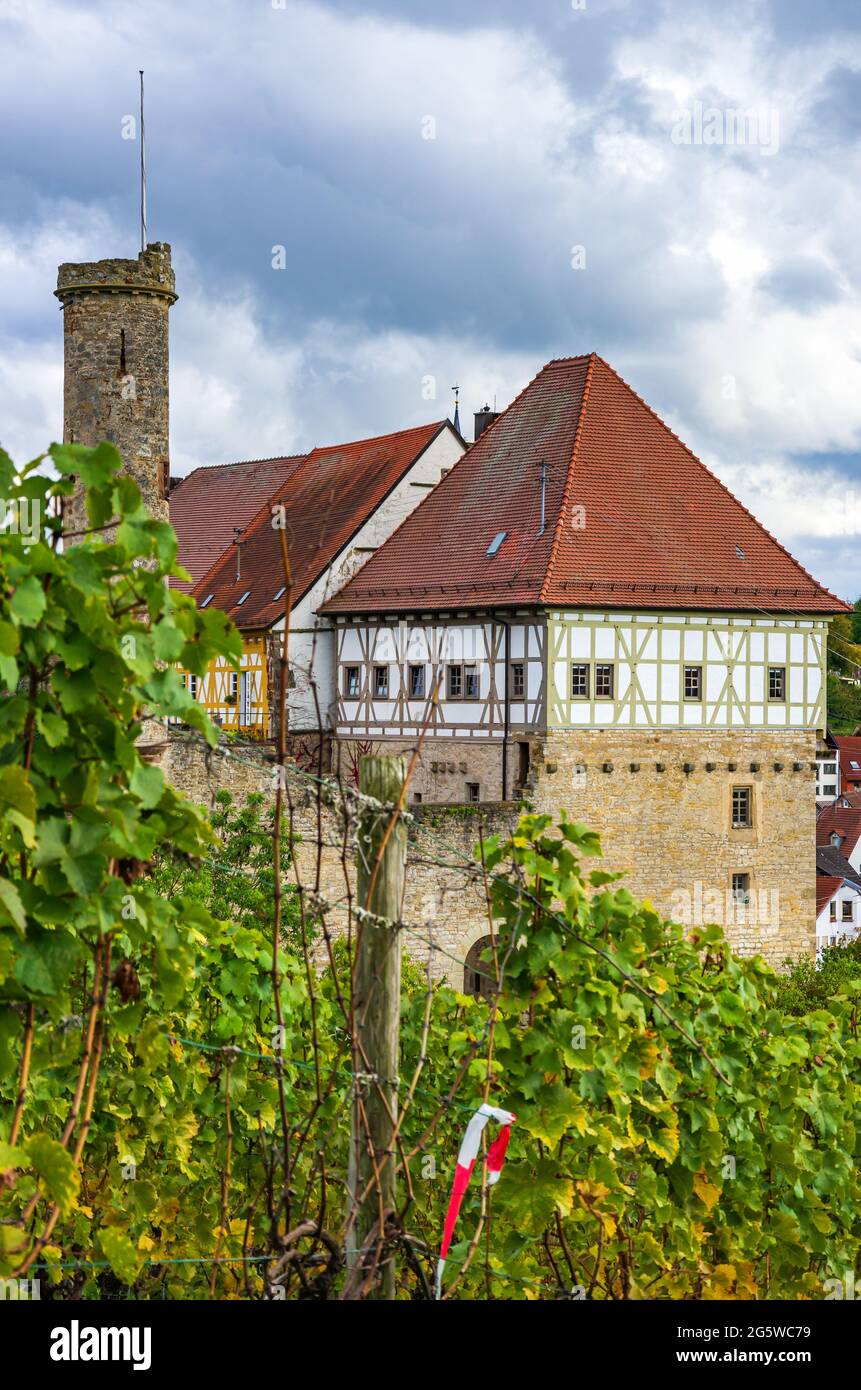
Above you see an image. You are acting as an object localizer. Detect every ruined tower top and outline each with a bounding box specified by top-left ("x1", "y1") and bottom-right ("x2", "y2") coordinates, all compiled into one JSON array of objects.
[
  {"x1": 56, "y1": 243, "x2": 177, "y2": 534},
  {"x1": 55, "y1": 241, "x2": 177, "y2": 307}
]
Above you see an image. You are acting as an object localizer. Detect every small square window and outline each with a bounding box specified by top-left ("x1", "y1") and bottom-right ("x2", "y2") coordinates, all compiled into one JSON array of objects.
[
  {"x1": 464, "y1": 663, "x2": 479, "y2": 698},
  {"x1": 408, "y1": 664, "x2": 425, "y2": 698},
  {"x1": 731, "y1": 786, "x2": 752, "y2": 828},
  {"x1": 768, "y1": 666, "x2": 786, "y2": 701},
  {"x1": 571, "y1": 663, "x2": 589, "y2": 698},
  {"x1": 466, "y1": 782, "x2": 480, "y2": 803},
  {"x1": 373, "y1": 665, "x2": 389, "y2": 698},
  {"x1": 413, "y1": 791, "x2": 423, "y2": 805},
  {"x1": 595, "y1": 663, "x2": 614, "y2": 699},
  {"x1": 842, "y1": 900, "x2": 854, "y2": 923},
  {"x1": 447, "y1": 664, "x2": 463, "y2": 699},
  {"x1": 684, "y1": 665, "x2": 702, "y2": 700},
  {"x1": 344, "y1": 665, "x2": 360, "y2": 697},
  {"x1": 510, "y1": 662, "x2": 525, "y2": 699},
  {"x1": 731, "y1": 872, "x2": 750, "y2": 905}
]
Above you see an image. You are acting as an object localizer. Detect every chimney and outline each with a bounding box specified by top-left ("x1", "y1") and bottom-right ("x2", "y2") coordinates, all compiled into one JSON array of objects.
[
  {"x1": 473, "y1": 404, "x2": 499, "y2": 442},
  {"x1": 55, "y1": 242, "x2": 177, "y2": 536}
]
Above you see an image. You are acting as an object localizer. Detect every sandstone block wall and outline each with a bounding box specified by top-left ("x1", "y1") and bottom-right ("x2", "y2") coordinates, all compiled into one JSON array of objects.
[{"x1": 532, "y1": 728, "x2": 816, "y2": 963}]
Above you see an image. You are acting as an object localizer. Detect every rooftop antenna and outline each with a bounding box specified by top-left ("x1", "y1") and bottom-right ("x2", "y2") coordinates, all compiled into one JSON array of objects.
[
  {"x1": 538, "y1": 458, "x2": 548, "y2": 536},
  {"x1": 139, "y1": 70, "x2": 147, "y2": 252},
  {"x1": 451, "y1": 383, "x2": 461, "y2": 435}
]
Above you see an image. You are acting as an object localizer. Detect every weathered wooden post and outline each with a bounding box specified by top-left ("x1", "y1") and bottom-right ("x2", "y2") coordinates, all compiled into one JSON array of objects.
[{"x1": 347, "y1": 754, "x2": 406, "y2": 1299}]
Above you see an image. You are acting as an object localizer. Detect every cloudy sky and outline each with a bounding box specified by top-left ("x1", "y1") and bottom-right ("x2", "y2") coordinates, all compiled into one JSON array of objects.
[{"x1": 1, "y1": 0, "x2": 860, "y2": 596}]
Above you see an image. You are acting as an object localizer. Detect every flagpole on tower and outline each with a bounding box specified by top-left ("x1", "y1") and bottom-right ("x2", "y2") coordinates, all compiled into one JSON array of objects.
[{"x1": 139, "y1": 70, "x2": 147, "y2": 252}]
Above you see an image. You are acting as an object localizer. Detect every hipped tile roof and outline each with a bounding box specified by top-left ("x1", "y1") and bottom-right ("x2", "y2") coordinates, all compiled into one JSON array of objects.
[
  {"x1": 321, "y1": 354, "x2": 847, "y2": 617},
  {"x1": 170, "y1": 454, "x2": 306, "y2": 591},
  {"x1": 190, "y1": 421, "x2": 451, "y2": 629}
]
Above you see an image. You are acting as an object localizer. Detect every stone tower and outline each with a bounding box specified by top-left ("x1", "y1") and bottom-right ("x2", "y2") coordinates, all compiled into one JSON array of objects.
[{"x1": 55, "y1": 242, "x2": 176, "y2": 534}]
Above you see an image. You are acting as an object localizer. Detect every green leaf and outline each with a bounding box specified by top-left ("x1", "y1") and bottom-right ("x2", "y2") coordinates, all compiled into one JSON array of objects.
[
  {"x1": 25, "y1": 1134, "x2": 79, "y2": 1213},
  {"x1": 9, "y1": 576, "x2": 46, "y2": 626},
  {"x1": 98, "y1": 1226, "x2": 140, "y2": 1285},
  {"x1": 0, "y1": 877, "x2": 26, "y2": 937}
]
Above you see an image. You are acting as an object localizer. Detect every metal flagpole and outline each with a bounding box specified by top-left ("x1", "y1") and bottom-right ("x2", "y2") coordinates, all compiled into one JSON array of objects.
[{"x1": 139, "y1": 70, "x2": 147, "y2": 251}]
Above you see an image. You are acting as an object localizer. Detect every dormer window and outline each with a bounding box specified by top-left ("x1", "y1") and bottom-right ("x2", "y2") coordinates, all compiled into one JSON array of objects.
[{"x1": 831, "y1": 832, "x2": 845, "y2": 848}]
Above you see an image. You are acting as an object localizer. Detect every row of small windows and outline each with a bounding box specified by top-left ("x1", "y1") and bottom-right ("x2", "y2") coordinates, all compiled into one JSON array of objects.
[
  {"x1": 342, "y1": 661, "x2": 527, "y2": 701},
  {"x1": 569, "y1": 663, "x2": 788, "y2": 702}
]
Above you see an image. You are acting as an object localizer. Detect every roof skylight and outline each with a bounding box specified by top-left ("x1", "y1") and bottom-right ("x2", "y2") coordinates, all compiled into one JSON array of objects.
[
  {"x1": 274, "y1": 585, "x2": 286, "y2": 601},
  {"x1": 236, "y1": 591, "x2": 251, "y2": 606},
  {"x1": 200, "y1": 594, "x2": 214, "y2": 608},
  {"x1": 486, "y1": 531, "x2": 507, "y2": 556}
]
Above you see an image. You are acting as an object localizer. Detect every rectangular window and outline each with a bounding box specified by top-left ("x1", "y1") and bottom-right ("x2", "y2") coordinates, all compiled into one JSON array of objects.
[
  {"x1": 464, "y1": 663, "x2": 479, "y2": 698},
  {"x1": 447, "y1": 664, "x2": 462, "y2": 699},
  {"x1": 408, "y1": 664, "x2": 425, "y2": 698},
  {"x1": 731, "y1": 872, "x2": 750, "y2": 905},
  {"x1": 684, "y1": 665, "x2": 702, "y2": 700},
  {"x1": 413, "y1": 791, "x2": 423, "y2": 805},
  {"x1": 344, "y1": 665, "x2": 360, "y2": 697},
  {"x1": 842, "y1": 900, "x2": 854, "y2": 923},
  {"x1": 768, "y1": 666, "x2": 786, "y2": 701},
  {"x1": 571, "y1": 663, "x2": 589, "y2": 698},
  {"x1": 824, "y1": 762, "x2": 837, "y2": 774},
  {"x1": 595, "y1": 663, "x2": 614, "y2": 699},
  {"x1": 830, "y1": 901, "x2": 838, "y2": 922},
  {"x1": 466, "y1": 782, "x2": 480, "y2": 803},
  {"x1": 731, "y1": 786, "x2": 752, "y2": 828},
  {"x1": 373, "y1": 665, "x2": 389, "y2": 698},
  {"x1": 824, "y1": 784, "x2": 837, "y2": 796},
  {"x1": 510, "y1": 662, "x2": 525, "y2": 699},
  {"x1": 187, "y1": 673, "x2": 198, "y2": 700}
]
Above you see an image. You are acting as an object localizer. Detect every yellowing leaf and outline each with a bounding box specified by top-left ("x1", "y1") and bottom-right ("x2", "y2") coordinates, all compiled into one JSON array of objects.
[{"x1": 693, "y1": 1171, "x2": 721, "y2": 1212}]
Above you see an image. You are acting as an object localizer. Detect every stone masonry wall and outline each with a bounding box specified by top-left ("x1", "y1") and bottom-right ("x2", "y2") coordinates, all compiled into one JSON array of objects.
[
  {"x1": 332, "y1": 736, "x2": 536, "y2": 804},
  {"x1": 164, "y1": 732, "x2": 517, "y2": 985},
  {"x1": 531, "y1": 728, "x2": 816, "y2": 964},
  {"x1": 163, "y1": 724, "x2": 817, "y2": 982}
]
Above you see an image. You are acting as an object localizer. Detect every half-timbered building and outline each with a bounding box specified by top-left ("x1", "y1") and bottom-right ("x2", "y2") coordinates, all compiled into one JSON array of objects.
[
  {"x1": 170, "y1": 420, "x2": 464, "y2": 742},
  {"x1": 321, "y1": 354, "x2": 848, "y2": 958}
]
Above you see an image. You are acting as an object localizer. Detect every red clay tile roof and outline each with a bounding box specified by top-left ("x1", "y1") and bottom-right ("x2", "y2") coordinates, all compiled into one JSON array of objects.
[
  {"x1": 191, "y1": 421, "x2": 452, "y2": 629},
  {"x1": 321, "y1": 354, "x2": 848, "y2": 616},
  {"x1": 170, "y1": 455, "x2": 306, "y2": 591},
  {"x1": 835, "y1": 737, "x2": 861, "y2": 779},
  {"x1": 816, "y1": 799, "x2": 861, "y2": 855},
  {"x1": 816, "y1": 874, "x2": 843, "y2": 916}
]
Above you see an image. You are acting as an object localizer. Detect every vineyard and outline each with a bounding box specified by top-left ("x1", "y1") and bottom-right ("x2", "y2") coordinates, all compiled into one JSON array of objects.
[{"x1": 1, "y1": 443, "x2": 859, "y2": 1301}]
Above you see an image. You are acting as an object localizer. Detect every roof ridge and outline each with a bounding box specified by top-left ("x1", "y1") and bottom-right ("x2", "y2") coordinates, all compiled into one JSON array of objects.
[
  {"x1": 541, "y1": 353, "x2": 597, "y2": 603},
  {"x1": 309, "y1": 419, "x2": 447, "y2": 456},
  {"x1": 590, "y1": 354, "x2": 847, "y2": 610}
]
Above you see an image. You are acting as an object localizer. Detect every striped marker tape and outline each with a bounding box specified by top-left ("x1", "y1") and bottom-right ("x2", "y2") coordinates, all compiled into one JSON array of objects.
[{"x1": 435, "y1": 1102, "x2": 516, "y2": 1300}]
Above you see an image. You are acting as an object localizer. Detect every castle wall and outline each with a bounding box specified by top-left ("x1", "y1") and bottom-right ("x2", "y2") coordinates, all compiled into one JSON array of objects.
[{"x1": 532, "y1": 727, "x2": 816, "y2": 963}]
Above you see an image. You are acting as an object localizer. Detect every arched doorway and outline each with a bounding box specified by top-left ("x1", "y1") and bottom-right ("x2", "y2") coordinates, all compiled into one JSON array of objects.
[{"x1": 463, "y1": 935, "x2": 497, "y2": 1001}]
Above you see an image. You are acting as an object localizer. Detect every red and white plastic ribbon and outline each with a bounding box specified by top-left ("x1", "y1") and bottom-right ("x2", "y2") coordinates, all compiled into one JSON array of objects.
[{"x1": 435, "y1": 1102, "x2": 516, "y2": 1299}]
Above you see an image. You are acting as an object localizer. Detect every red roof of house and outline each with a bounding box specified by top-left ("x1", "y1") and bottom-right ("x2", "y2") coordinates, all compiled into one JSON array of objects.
[
  {"x1": 191, "y1": 421, "x2": 452, "y2": 629},
  {"x1": 816, "y1": 799, "x2": 861, "y2": 855},
  {"x1": 321, "y1": 354, "x2": 848, "y2": 616},
  {"x1": 817, "y1": 875, "x2": 843, "y2": 916},
  {"x1": 170, "y1": 455, "x2": 307, "y2": 591},
  {"x1": 835, "y1": 737, "x2": 861, "y2": 779}
]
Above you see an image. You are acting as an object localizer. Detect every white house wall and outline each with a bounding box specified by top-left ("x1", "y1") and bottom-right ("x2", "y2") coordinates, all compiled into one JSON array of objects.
[{"x1": 277, "y1": 425, "x2": 464, "y2": 730}]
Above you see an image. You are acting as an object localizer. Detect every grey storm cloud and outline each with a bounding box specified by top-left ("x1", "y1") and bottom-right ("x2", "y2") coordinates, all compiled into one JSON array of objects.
[{"x1": 1, "y1": 0, "x2": 861, "y2": 596}]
